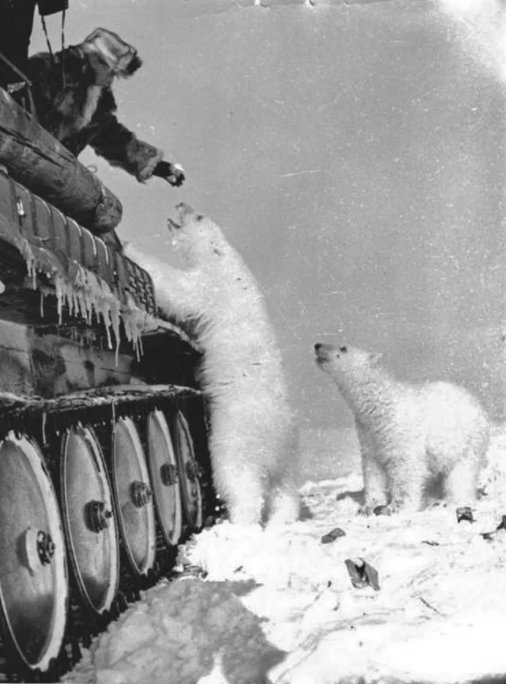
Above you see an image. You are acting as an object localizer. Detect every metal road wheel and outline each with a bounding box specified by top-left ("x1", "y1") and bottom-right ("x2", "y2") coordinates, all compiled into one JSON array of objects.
[
  {"x1": 0, "y1": 432, "x2": 68, "y2": 672},
  {"x1": 146, "y1": 410, "x2": 183, "y2": 547},
  {"x1": 61, "y1": 424, "x2": 119, "y2": 614},
  {"x1": 111, "y1": 417, "x2": 156, "y2": 576},
  {"x1": 173, "y1": 411, "x2": 203, "y2": 530}
]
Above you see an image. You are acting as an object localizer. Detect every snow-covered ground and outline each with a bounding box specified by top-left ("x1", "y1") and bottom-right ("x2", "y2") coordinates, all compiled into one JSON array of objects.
[{"x1": 64, "y1": 428, "x2": 506, "y2": 684}]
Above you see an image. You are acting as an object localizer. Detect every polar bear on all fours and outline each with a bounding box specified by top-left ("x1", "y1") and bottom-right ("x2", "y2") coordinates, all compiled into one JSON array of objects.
[
  {"x1": 125, "y1": 203, "x2": 299, "y2": 527},
  {"x1": 314, "y1": 342, "x2": 491, "y2": 514}
]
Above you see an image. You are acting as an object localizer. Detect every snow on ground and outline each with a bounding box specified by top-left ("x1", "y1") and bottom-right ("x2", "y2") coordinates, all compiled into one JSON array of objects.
[{"x1": 64, "y1": 432, "x2": 506, "y2": 684}]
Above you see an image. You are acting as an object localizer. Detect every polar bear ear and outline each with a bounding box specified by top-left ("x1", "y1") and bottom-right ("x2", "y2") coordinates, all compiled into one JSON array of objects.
[{"x1": 368, "y1": 352, "x2": 383, "y2": 366}]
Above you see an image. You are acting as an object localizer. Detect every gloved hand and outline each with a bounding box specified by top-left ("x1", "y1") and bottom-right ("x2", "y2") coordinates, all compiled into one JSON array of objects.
[{"x1": 153, "y1": 160, "x2": 185, "y2": 187}]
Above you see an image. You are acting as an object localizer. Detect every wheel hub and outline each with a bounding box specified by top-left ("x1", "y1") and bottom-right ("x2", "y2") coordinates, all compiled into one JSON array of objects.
[
  {"x1": 160, "y1": 462, "x2": 178, "y2": 486},
  {"x1": 36, "y1": 531, "x2": 55, "y2": 565},
  {"x1": 85, "y1": 500, "x2": 113, "y2": 533},
  {"x1": 130, "y1": 481, "x2": 152, "y2": 508}
]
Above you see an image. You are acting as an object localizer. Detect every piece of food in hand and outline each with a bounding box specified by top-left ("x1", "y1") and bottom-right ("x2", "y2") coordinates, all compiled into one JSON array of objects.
[{"x1": 153, "y1": 160, "x2": 185, "y2": 186}]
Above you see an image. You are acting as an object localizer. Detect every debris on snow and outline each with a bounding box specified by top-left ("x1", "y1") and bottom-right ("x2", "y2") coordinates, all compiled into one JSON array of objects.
[
  {"x1": 344, "y1": 557, "x2": 380, "y2": 591},
  {"x1": 65, "y1": 468, "x2": 506, "y2": 684},
  {"x1": 320, "y1": 527, "x2": 346, "y2": 544},
  {"x1": 456, "y1": 506, "x2": 474, "y2": 524}
]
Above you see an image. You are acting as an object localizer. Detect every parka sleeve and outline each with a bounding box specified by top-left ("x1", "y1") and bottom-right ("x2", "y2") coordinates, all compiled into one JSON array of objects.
[{"x1": 89, "y1": 111, "x2": 163, "y2": 182}]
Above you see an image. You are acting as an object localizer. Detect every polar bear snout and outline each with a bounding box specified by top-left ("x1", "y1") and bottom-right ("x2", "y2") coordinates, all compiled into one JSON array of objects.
[
  {"x1": 315, "y1": 342, "x2": 347, "y2": 362},
  {"x1": 168, "y1": 203, "x2": 204, "y2": 232},
  {"x1": 314, "y1": 342, "x2": 334, "y2": 365},
  {"x1": 314, "y1": 342, "x2": 326, "y2": 358}
]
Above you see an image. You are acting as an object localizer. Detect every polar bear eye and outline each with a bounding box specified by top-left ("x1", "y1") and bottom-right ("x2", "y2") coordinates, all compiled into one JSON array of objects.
[{"x1": 339, "y1": 346, "x2": 348, "y2": 353}]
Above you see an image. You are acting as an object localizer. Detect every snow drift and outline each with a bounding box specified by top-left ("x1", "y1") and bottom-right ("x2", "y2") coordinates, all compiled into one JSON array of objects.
[{"x1": 64, "y1": 431, "x2": 506, "y2": 684}]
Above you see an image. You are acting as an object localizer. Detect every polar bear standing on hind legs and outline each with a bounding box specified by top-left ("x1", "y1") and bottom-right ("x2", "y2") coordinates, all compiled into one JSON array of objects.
[
  {"x1": 125, "y1": 203, "x2": 299, "y2": 527},
  {"x1": 314, "y1": 342, "x2": 490, "y2": 514}
]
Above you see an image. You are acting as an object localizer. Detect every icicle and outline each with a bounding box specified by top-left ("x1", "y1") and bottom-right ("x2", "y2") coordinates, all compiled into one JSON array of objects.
[
  {"x1": 42, "y1": 411, "x2": 47, "y2": 445},
  {"x1": 17, "y1": 232, "x2": 160, "y2": 359},
  {"x1": 54, "y1": 275, "x2": 64, "y2": 324},
  {"x1": 121, "y1": 293, "x2": 153, "y2": 362},
  {"x1": 137, "y1": 334, "x2": 144, "y2": 359},
  {"x1": 16, "y1": 236, "x2": 40, "y2": 292},
  {"x1": 115, "y1": 334, "x2": 120, "y2": 366}
]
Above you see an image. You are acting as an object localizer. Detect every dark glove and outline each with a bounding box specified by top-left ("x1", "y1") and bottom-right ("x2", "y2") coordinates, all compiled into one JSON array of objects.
[{"x1": 153, "y1": 160, "x2": 185, "y2": 187}]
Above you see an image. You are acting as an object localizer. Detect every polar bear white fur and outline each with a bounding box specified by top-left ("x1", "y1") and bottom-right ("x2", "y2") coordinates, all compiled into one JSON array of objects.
[
  {"x1": 124, "y1": 203, "x2": 299, "y2": 526},
  {"x1": 314, "y1": 342, "x2": 490, "y2": 513}
]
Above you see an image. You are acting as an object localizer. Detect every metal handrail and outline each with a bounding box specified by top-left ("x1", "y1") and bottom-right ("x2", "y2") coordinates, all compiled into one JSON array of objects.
[{"x1": 0, "y1": 50, "x2": 37, "y2": 118}]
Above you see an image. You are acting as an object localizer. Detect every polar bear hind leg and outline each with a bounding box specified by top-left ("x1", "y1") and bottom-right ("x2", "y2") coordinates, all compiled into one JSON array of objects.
[
  {"x1": 263, "y1": 428, "x2": 300, "y2": 526},
  {"x1": 440, "y1": 423, "x2": 489, "y2": 505},
  {"x1": 265, "y1": 479, "x2": 299, "y2": 526},
  {"x1": 442, "y1": 456, "x2": 481, "y2": 506},
  {"x1": 209, "y1": 421, "x2": 266, "y2": 526},
  {"x1": 424, "y1": 382, "x2": 490, "y2": 507},
  {"x1": 222, "y1": 467, "x2": 265, "y2": 526}
]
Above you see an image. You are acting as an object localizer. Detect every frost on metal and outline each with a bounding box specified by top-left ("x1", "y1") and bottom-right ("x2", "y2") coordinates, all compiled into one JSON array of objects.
[{"x1": 20, "y1": 235, "x2": 153, "y2": 359}]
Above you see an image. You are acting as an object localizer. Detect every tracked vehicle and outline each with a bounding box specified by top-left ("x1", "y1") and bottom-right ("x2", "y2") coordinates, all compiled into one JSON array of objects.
[{"x1": 0, "y1": 83, "x2": 212, "y2": 682}]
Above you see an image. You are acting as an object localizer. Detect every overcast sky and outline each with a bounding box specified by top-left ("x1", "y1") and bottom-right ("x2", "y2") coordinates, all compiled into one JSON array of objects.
[{"x1": 30, "y1": 0, "x2": 506, "y2": 431}]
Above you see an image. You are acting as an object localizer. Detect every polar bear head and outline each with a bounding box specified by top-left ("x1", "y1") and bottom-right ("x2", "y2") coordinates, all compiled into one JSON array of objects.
[
  {"x1": 167, "y1": 203, "x2": 229, "y2": 267},
  {"x1": 314, "y1": 343, "x2": 383, "y2": 381}
]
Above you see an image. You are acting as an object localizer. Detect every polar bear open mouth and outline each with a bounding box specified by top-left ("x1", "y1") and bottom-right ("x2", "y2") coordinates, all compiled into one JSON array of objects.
[
  {"x1": 314, "y1": 343, "x2": 339, "y2": 362},
  {"x1": 167, "y1": 202, "x2": 199, "y2": 232},
  {"x1": 314, "y1": 345, "x2": 329, "y2": 366},
  {"x1": 167, "y1": 217, "x2": 181, "y2": 231}
]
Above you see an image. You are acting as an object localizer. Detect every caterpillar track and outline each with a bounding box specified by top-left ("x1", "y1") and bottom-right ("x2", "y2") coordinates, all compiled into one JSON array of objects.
[{"x1": 0, "y1": 91, "x2": 214, "y2": 682}]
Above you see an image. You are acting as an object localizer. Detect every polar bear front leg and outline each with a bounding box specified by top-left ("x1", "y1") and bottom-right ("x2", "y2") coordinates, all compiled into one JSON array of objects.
[
  {"x1": 267, "y1": 481, "x2": 300, "y2": 526},
  {"x1": 122, "y1": 243, "x2": 207, "y2": 320},
  {"x1": 219, "y1": 466, "x2": 265, "y2": 527},
  {"x1": 356, "y1": 425, "x2": 388, "y2": 514},
  {"x1": 209, "y1": 430, "x2": 265, "y2": 526},
  {"x1": 386, "y1": 446, "x2": 425, "y2": 513}
]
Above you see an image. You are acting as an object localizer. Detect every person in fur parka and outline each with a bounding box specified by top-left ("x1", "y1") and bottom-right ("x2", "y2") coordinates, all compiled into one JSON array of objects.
[{"x1": 26, "y1": 27, "x2": 184, "y2": 186}]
